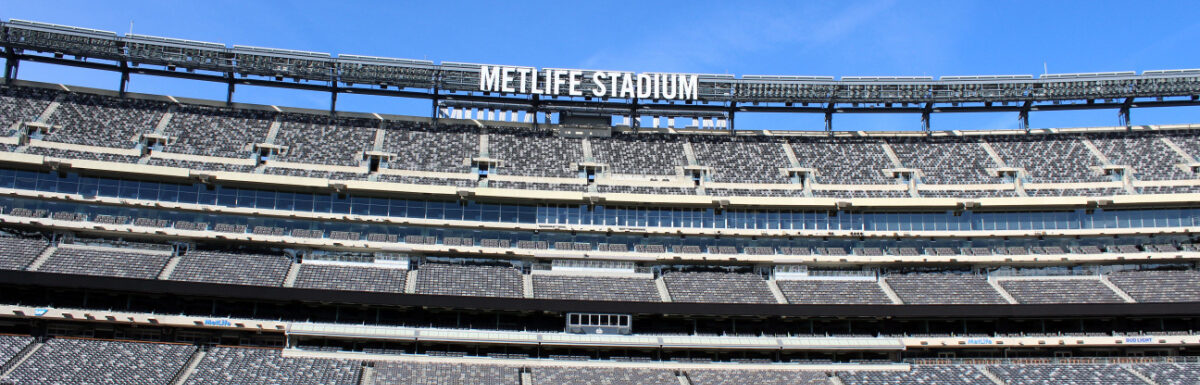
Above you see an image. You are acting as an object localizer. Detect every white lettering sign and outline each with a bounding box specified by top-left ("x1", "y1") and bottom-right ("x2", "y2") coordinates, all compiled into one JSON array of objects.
[{"x1": 477, "y1": 65, "x2": 700, "y2": 101}]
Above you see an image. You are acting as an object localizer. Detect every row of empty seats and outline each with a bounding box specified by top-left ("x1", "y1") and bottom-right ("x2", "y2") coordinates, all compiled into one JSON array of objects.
[
  {"x1": 4, "y1": 236, "x2": 1200, "y2": 305},
  {"x1": 293, "y1": 264, "x2": 407, "y2": 293},
  {"x1": 3, "y1": 337, "x2": 1200, "y2": 384},
  {"x1": 5, "y1": 85, "x2": 1200, "y2": 191},
  {"x1": 4, "y1": 338, "x2": 195, "y2": 385},
  {"x1": 38, "y1": 246, "x2": 170, "y2": 280},
  {"x1": 184, "y1": 346, "x2": 360, "y2": 385},
  {"x1": 167, "y1": 250, "x2": 292, "y2": 287}
]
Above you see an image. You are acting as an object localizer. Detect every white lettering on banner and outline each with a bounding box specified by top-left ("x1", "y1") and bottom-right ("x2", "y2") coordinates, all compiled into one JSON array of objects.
[
  {"x1": 636, "y1": 73, "x2": 653, "y2": 99},
  {"x1": 568, "y1": 70, "x2": 583, "y2": 96},
  {"x1": 477, "y1": 65, "x2": 700, "y2": 100},
  {"x1": 480, "y1": 66, "x2": 502, "y2": 93},
  {"x1": 592, "y1": 71, "x2": 607, "y2": 97}
]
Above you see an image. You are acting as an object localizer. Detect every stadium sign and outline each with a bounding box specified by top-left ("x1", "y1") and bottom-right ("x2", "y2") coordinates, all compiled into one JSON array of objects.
[{"x1": 479, "y1": 65, "x2": 700, "y2": 100}]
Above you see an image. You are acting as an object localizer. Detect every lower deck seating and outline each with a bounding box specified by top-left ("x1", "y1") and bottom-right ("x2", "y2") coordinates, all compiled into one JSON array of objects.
[
  {"x1": 293, "y1": 264, "x2": 407, "y2": 293},
  {"x1": 885, "y1": 274, "x2": 1007, "y2": 304},
  {"x1": 0, "y1": 334, "x2": 34, "y2": 368},
  {"x1": 184, "y1": 346, "x2": 360, "y2": 385},
  {"x1": 987, "y1": 363, "x2": 1144, "y2": 385},
  {"x1": 414, "y1": 263, "x2": 523, "y2": 298},
  {"x1": 373, "y1": 361, "x2": 519, "y2": 385},
  {"x1": 168, "y1": 250, "x2": 292, "y2": 287},
  {"x1": 776, "y1": 280, "x2": 892, "y2": 304},
  {"x1": 663, "y1": 271, "x2": 777, "y2": 304},
  {"x1": 532, "y1": 275, "x2": 661, "y2": 302},
  {"x1": 38, "y1": 247, "x2": 171, "y2": 279},
  {"x1": 1132, "y1": 363, "x2": 1200, "y2": 385},
  {"x1": 837, "y1": 365, "x2": 995, "y2": 385},
  {"x1": 687, "y1": 369, "x2": 829, "y2": 385},
  {"x1": 999, "y1": 279, "x2": 1124, "y2": 304},
  {"x1": 1107, "y1": 270, "x2": 1200, "y2": 302},
  {"x1": 3, "y1": 336, "x2": 1200, "y2": 385},
  {"x1": 531, "y1": 366, "x2": 677, "y2": 385},
  {"x1": 0, "y1": 236, "x2": 48, "y2": 270},
  {"x1": 6, "y1": 338, "x2": 195, "y2": 385}
]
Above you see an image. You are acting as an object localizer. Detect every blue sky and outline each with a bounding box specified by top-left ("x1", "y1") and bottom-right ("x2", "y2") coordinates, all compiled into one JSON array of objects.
[{"x1": 3, "y1": 0, "x2": 1200, "y2": 131}]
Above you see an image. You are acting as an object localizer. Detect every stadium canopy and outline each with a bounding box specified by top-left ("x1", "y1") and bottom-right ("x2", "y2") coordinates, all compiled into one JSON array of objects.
[{"x1": 5, "y1": 19, "x2": 1200, "y2": 131}]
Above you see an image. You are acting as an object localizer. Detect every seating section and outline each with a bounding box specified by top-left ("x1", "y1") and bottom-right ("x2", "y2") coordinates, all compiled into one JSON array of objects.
[
  {"x1": 168, "y1": 250, "x2": 292, "y2": 287},
  {"x1": 381, "y1": 122, "x2": 478, "y2": 173},
  {"x1": 415, "y1": 263, "x2": 523, "y2": 298},
  {"x1": 591, "y1": 132, "x2": 685, "y2": 175},
  {"x1": 1107, "y1": 270, "x2": 1200, "y2": 302},
  {"x1": 776, "y1": 280, "x2": 892, "y2": 305},
  {"x1": 889, "y1": 137, "x2": 1002, "y2": 184},
  {"x1": 5, "y1": 338, "x2": 195, "y2": 385},
  {"x1": 596, "y1": 184, "x2": 697, "y2": 195},
  {"x1": 274, "y1": 115, "x2": 375, "y2": 166},
  {"x1": 5, "y1": 85, "x2": 1200, "y2": 195},
  {"x1": 987, "y1": 134, "x2": 1107, "y2": 183},
  {"x1": 5, "y1": 337, "x2": 1200, "y2": 385},
  {"x1": 488, "y1": 126, "x2": 582, "y2": 177},
  {"x1": 487, "y1": 180, "x2": 587, "y2": 192},
  {"x1": 0, "y1": 236, "x2": 48, "y2": 270},
  {"x1": 532, "y1": 367, "x2": 677, "y2": 385},
  {"x1": 0, "y1": 86, "x2": 56, "y2": 134},
  {"x1": 0, "y1": 334, "x2": 34, "y2": 368},
  {"x1": 1164, "y1": 130, "x2": 1200, "y2": 162},
  {"x1": 293, "y1": 264, "x2": 407, "y2": 293},
  {"x1": 146, "y1": 158, "x2": 256, "y2": 172},
  {"x1": 373, "y1": 361, "x2": 519, "y2": 385},
  {"x1": 262, "y1": 168, "x2": 368, "y2": 180},
  {"x1": 663, "y1": 271, "x2": 777, "y2": 304},
  {"x1": 24, "y1": 147, "x2": 142, "y2": 163},
  {"x1": 184, "y1": 346, "x2": 360, "y2": 385},
  {"x1": 161, "y1": 105, "x2": 274, "y2": 158},
  {"x1": 837, "y1": 365, "x2": 995, "y2": 385},
  {"x1": 790, "y1": 137, "x2": 894, "y2": 184},
  {"x1": 1141, "y1": 185, "x2": 1200, "y2": 194},
  {"x1": 1132, "y1": 363, "x2": 1200, "y2": 385},
  {"x1": 920, "y1": 189, "x2": 1018, "y2": 198},
  {"x1": 532, "y1": 274, "x2": 661, "y2": 302},
  {"x1": 38, "y1": 247, "x2": 170, "y2": 279},
  {"x1": 998, "y1": 279, "x2": 1124, "y2": 304},
  {"x1": 812, "y1": 190, "x2": 910, "y2": 198},
  {"x1": 886, "y1": 274, "x2": 1007, "y2": 304},
  {"x1": 1026, "y1": 187, "x2": 1125, "y2": 197},
  {"x1": 43, "y1": 92, "x2": 167, "y2": 148},
  {"x1": 707, "y1": 187, "x2": 801, "y2": 197},
  {"x1": 987, "y1": 364, "x2": 1145, "y2": 385},
  {"x1": 691, "y1": 136, "x2": 790, "y2": 183},
  {"x1": 1090, "y1": 132, "x2": 1192, "y2": 180},
  {"x1": 687, "y1": 369, "x2": 829, "y2": 385},
  {"x1": 377, "y1": 175, "x2": 477, "y2": 187}
]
